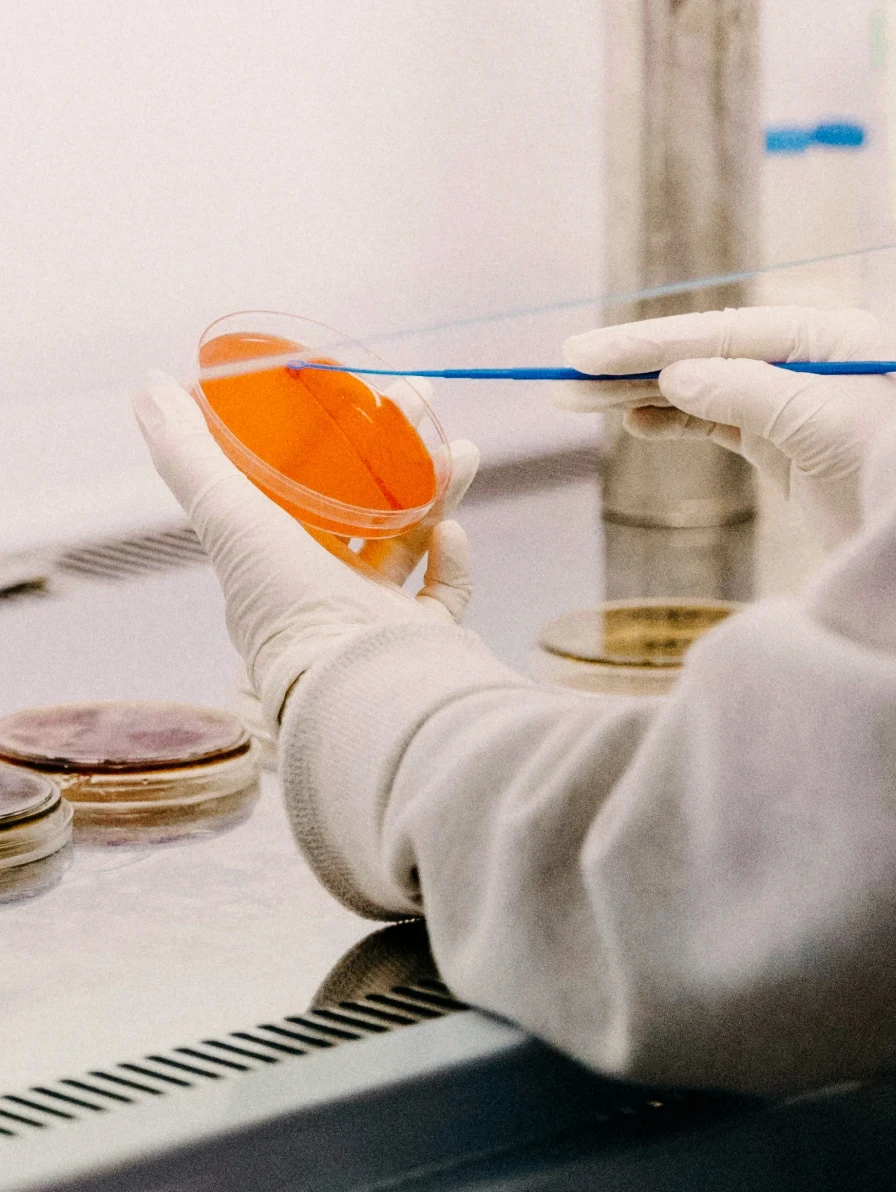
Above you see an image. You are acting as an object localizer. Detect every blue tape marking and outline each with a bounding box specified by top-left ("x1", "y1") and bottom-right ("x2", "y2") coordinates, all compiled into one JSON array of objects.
[{"x1": 765, "y1": 121, "x2": 866, "y2": 154}]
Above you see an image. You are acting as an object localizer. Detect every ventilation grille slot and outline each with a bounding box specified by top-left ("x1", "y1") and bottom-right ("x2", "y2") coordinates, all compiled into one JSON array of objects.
[
  {"x1": 0, "y1": 979, "x2": 466, "y2": 1140},
  {"x1": 56, "y1": 526, "x2": 208, "y2": 583},
  {"x1": 0, "y1": 446, "x2": 601, "y2": 605},
  {"x1": 0, "y1": 975, "x2": 721, "y2": 1144}
]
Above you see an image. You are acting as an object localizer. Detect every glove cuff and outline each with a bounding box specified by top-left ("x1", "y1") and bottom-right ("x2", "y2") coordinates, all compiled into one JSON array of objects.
[
  {"x1": 278, "y1": 620, "x2": 532, "y2": 919},
  {"x1": 257, "y1": 627, "x2": 360, "y2": 735}
]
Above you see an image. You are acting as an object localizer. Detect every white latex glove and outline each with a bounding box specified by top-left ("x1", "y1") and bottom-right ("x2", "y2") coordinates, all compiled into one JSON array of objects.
[
  {"x1": 133, "y1": 371, "x2": 479, "y2": 730},
  {"x1": 554, "y1": 306, "x2": 896, "y2": 548}
]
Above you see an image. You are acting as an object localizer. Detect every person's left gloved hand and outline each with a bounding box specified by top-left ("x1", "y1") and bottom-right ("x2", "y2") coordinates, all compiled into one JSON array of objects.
[{"x1": 133, "y1": 371, "x2": 479, "y2": 731}]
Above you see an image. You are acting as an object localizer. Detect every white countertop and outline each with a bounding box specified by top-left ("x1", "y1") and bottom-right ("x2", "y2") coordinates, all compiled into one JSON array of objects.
[{"x1": 0, "y1": 774, "x2": 371, "y2": 1091}]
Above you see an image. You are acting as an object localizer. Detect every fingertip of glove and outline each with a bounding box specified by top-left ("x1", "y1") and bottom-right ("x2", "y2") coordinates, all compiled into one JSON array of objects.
[
  {"x1": 442, "y1": 440, "x2": 480, "y2": 514},
  {"x1": 133, "y1": 370, "x2": 207, "y2": 436},
  {"x1": 432, "y1": 517, "x2": 468, "y2": 547},
  {"x1": 624, "y1": 406, "x2": 684, "y2": 439},
  {"x1": 659, "y1": 356, "x2": 776, "y2": 398},
  {"x1": 657, "y1": 359, "x2": 705, "y2": 397},
  {"x1": 550, "y1": 379, "x2": 608, "y2": 412},
  {"x1": 563, "y1": 326, "x2": 659, "y2": 374},
  {"x1": 140, "y1": 369, "x2": 191, "y2": 405},
  {"x1": 562, "y1": 328, "x2": 615, "y2": 369},
  {"x1": 410, "y1": 375, "x2": 434, "y2": 403},
  {"x1": 449, "y1": 438, "x2": 480, "y2": 470}
]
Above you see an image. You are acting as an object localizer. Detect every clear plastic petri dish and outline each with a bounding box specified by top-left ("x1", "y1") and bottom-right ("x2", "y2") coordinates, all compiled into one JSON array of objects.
[
  {"x1": 0, "y1": 761, "x2": 73, "y2": 902},
  {"x1": 191, "y1": 311, "x2": 452, "y2": 539},
  {"x1": 0, "y1": 702, "x2": 260, "y2": 845},
  {"x1": 532, "y1": 599, "x2": 741, "y2": 696}
]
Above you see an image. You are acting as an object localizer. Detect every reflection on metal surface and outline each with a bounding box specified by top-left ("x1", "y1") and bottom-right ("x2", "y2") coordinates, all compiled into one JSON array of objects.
[
  {"x1": 0, "y1": 922, "x2": 467, "y2": 1142},
  {"x1": 0, "y1": 842, "x2": 73, "y2": 906},
  {"x1": 603, "y1": 518, "x2": 756, "y2": 603},
  {"x1": 311, "y1": 920, "x2": 441, "y2": 1009}
]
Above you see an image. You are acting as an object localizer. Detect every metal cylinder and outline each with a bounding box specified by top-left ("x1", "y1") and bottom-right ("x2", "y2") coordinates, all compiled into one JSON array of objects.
[
  {"x1": 602, "y1": 0, "x2": 760, "y2": 527},
  {"x1": 601, "y1": 414, "x2": 756, "y2": 528}
]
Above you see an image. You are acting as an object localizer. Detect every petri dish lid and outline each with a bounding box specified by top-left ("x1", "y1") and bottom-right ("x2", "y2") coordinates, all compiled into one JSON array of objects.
[
  {"x1": 0, "y1": 761, "x2": 60, "y2": 827},
  {"x1": 0, "y1": 702, "x2": 251, "y2": 774},
  {"x1": 538, "y1": 600, "x2": 741, "y2": 667}
]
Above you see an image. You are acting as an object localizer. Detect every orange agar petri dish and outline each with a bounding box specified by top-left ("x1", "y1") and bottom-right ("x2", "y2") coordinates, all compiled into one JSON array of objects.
[
  {"x1": 0, "y1": 702, "x2": 260, "y2": 845},
  {"x1": 0, "y1": 762, "x2": 72, "y2": 901},
  {"x1": 191, "y1": 312, "x2": 452, "y2": 539}
]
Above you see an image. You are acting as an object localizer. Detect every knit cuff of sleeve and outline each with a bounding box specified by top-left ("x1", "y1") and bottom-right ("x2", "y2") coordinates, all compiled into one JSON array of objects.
[{"x1": 279, "y1": 620, "x2": 534, "y2": 920}]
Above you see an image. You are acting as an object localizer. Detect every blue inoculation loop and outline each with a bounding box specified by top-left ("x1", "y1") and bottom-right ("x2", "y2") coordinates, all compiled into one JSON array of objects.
[
  {"x1": 290, "y1": 361, "x2": 896, "y2": 382},
  {"x1": 765, "y1": 121, "x2": 866, "y2": 154}
]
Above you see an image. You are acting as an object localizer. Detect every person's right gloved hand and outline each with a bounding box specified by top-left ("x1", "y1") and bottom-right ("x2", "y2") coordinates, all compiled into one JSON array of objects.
[{"x1": 553, "y1": 306, "x2": 896, "y2": 549}]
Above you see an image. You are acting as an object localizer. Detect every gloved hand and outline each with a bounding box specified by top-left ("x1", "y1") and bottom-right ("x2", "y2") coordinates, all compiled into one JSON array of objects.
[
  {"x1": 554, "y1": 306, "x2": 896, "y2": 548},
  {"x1": 133, "y1": 371, "x2": 479, "y2": 730}
]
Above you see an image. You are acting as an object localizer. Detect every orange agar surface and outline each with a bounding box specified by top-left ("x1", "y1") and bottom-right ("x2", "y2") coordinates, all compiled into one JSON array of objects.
[{"x1": 198, "y1": 332, "x2": 437, "y2": 534}]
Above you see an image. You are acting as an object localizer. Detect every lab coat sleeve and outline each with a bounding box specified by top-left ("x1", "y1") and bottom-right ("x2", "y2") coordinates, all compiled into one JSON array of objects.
[{"x1": 279, "y1": 469, "x2": 896, "y2": 1098}]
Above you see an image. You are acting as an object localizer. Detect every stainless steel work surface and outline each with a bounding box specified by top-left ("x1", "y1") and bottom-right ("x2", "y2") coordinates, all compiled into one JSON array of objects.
[
  {"x1": 0, "y1": 772, "x2": 372, "y2": 1091},
  {"x1": 0, "y1": 458, "x2": 604, "y2": 1097},
  {"x1": 0, "y1": 565, "x2": 375, "y2": 1092}
]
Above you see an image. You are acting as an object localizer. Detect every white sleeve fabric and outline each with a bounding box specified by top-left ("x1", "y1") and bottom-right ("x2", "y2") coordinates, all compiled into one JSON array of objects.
[{"x1": 280, "y1": 430, "x2": 896, "y2": 1098}]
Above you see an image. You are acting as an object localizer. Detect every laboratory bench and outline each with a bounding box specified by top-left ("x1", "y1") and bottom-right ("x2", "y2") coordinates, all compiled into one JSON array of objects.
[{"x1": 2, "y1": 454, "x2": 896, "y2": 1191}]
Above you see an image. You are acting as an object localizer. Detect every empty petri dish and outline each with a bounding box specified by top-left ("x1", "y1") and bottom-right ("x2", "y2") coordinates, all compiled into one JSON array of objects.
[
  {"x1": 191, "y1": 311, "x2": 452, "y2": 539},
  {"x1": 0, "y1": 762, "x2": 73, "y2": 902},
  {"x1": 0, "y1": 702, "x2": 260, "y2": 845},
  {"x1": 532, "y1": 599, "x2": 741, "y2": 696}
]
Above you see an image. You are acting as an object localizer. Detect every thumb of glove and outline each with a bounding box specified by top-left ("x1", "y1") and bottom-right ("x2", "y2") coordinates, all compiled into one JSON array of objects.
[
  {"x1": 415, "y1": 520, "x2": 473, "y2": 623},
  {"x1": 133, "y1": 370, "x2": 256, "y2": 519}
]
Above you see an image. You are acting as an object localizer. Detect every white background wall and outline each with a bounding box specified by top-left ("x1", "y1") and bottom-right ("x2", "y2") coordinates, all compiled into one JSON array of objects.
[
  {"x1": 0, "y1": 0, "x2": 888, "y2": 551},
  {"x1": 762, "y1": 0, "x2": 878, "y2": 125},
  {"x1": 0, "y1": 0, "x2": 609, "y2": 549}
]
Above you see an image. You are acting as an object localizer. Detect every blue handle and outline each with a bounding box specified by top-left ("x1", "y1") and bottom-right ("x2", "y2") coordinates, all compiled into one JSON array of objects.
[
  {"x1": 287, "y1": 361, "x2": 896, "y2": 381},
  {"x1": 776, "y1": 361, "x2": 896, "y2": 375}
]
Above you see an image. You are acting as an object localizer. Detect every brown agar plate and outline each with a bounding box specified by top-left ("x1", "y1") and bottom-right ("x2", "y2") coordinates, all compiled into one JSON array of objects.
[{"x1": 0, "y1": 702, "x2": 260, "y2": 844}]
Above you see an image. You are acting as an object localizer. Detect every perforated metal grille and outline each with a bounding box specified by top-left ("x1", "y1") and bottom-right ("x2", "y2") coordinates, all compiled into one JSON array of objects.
[
  {"x1": 0, "y1": 979, "x2": 466, "y2": 1139},
  {"x1": 56, "y1": 526, "x2": 208, "y2": 583},
  {"x1": 0, "y1": 446, "x2": 601, "y2": 603}
]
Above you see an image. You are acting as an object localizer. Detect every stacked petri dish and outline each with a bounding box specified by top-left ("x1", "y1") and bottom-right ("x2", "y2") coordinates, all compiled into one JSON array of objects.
[
  {"x1": 0, "y1": 762, "x2": 72, "y2": 902},
  {"x1": 0, "y1": 702, "x2": 260, "y2": 845}
]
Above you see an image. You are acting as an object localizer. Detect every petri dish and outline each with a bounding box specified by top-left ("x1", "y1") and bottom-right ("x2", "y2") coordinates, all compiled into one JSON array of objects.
[
  {"x1": 192, "y1": 311, "x2": 452, "y2": 539},
  {"x1": 0, "y1": 762, "x2": 73, "y2": 902},
  {"x1": 532, "y1": 599, "x2": 741, "y2": 696},
  {"x1": 0, "y1": 702, "x2": 260, "y2": 845}
]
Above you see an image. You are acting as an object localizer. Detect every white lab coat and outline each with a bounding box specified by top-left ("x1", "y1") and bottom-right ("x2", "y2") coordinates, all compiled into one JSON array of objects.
[{"x1": 279, "y1": 431, "x2": 896, "y2": 1097}]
